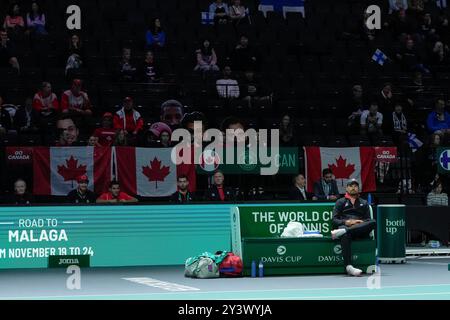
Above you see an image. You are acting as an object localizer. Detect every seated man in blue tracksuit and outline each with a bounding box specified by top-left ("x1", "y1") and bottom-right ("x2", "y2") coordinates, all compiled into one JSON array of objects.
[{"x1": 331, "y1": 179, "x2": 376, "y2": 276}]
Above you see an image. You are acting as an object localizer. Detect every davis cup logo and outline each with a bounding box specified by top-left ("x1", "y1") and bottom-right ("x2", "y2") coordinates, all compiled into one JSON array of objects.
[
  {"x1": 199, "y1": 150, "x2": 220, "y2": 172},
  {"x1": 277, "y1": 246, "x2": 287, "y2": 255},
  {"x1": 439, "y1": 150, "x2": 450, "y2": 171},
  {"x1": 334, "y1": 245, "x2": 342, "y2": 255}
]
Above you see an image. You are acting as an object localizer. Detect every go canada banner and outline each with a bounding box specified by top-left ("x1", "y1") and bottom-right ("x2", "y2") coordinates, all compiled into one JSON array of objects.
[
  {"x1": 33, "y1": 147, "x2": 196, "y2": 197},
  {"x1": 304, "y1": 147, "x2": 376, "y2": 193}
]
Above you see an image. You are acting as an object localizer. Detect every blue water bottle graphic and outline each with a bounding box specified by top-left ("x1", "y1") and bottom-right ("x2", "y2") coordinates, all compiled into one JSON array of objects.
[
  {"x1": 251, "y1": 260, "x2": 256, "y2": 277},
  {"x1": 258, "y1": 261, "x2": 264, "y2": 277}
]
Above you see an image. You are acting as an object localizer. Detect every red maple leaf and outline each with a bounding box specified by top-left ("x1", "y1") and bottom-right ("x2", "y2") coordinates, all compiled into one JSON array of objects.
[
  {"x1": 57, "y1": 156, "x2": 87, "y2": 185},
  {"x1": 142, "y1": 157, "x2": 171, "y2": 188},
  {"x1": 328, "y1": 156, "x2": 355, "y2": 179}
]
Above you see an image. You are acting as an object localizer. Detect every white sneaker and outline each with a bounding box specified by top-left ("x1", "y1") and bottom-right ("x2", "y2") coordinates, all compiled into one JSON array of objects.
[
  {"x1": 331, "y1": 228, "x2": 346, "y2": 240},
  {"x1": 346, "y1": 265, "x2": 362, "y2": 277}
]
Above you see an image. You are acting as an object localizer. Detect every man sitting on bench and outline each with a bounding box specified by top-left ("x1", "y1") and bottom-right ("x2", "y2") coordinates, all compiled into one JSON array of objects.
[{"x1": 331, "y1": 179, "x2": 376, "y2": 277}]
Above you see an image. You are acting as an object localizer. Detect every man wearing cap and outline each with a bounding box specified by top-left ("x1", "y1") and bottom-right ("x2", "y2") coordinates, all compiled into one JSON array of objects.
[
  {"x1": 60, "y1": 79, "x2": 92, "y2": 116},
  {"x1": 96, "y1": 180, "x2": 138, "y2": 203},
  {"x1": 93, "y1": 112, "x2": 116, "y2": 146},
  {"x1": 114, "y1": 97, "x2": 144, "y2": 138},
  {"x1": 67, "y1": 175, "x2": 97, "y2": 204},
  {"x1": 330, "y1": 179, "x2": 376, "y2": 277}
]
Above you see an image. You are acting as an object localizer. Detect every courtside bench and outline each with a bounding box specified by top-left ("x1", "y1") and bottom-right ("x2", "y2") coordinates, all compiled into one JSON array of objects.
[{"x1": 230, "y1": 204, "x2": 376, "y2": 276}]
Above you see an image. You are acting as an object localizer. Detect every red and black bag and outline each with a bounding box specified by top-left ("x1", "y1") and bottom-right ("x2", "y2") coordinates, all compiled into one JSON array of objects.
[{"x1": 217, "y1": 252, "x2": 243, "y2": 277}]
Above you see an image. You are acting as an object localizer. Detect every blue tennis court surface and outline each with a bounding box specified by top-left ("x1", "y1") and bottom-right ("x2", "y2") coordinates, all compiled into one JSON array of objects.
[{"x1": 2, "y1": 257, "x2": 450, "y2": 300}]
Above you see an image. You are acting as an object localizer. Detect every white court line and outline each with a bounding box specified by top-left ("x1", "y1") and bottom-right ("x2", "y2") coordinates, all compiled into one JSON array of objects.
[
  {"x1": 122, "y1": 277, "x2": 200, "y2": 291},
  {"x1": 4, "y1": 283, "x2": 450, "y2": 300},
  {"x1": 411, "y1": 261, "x2": 449, "y2": 266},
  {"x1": 268, "y1": 291, "x2": 450, "y2": 300}
]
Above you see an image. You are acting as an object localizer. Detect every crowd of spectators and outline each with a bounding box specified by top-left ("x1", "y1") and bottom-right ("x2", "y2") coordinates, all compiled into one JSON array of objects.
[{"x1": 0, "y1": 0, "x2": 449, "y2": 205}]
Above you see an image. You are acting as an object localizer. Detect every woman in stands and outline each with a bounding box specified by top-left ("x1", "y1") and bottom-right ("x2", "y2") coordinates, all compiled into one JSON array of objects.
[
  {"x1": 279, "y1": 114, "x2": 298, "y2": 147},
  {"x1": 194, "y1": 39, "x2": 220, "y2": 75},
  {"x1": 427, "y1": 181, "x2": 448, "y2": 206},
  {"x1": 65, "y1": 33, "x2": 85, "y2": 76},
  {"x1": 145, "y1": 18, "x2": 166, "y2": 51},
  {"x1": 229, "y1": 0, "x2": 248, "y2": 26},
  {"x1": 3, "y1": 3, "x2": 25, "y2": 38},
  {"x1": 26, "y1": 1, "x2": 47, "y2": 36}
]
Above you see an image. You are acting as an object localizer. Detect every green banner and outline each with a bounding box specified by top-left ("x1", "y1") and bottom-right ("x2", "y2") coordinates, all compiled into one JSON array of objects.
[
  {"x1": 437, "y1": 148, "x2": 450, "y2": 174},
  {"x1": 196, "y1": 147, "x2": 299, "y2": 175}
]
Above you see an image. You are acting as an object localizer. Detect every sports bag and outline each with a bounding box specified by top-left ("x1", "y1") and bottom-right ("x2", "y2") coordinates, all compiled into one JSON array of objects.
[
  {"x1": 185, "y1": 251, "x2": 220, "y2": 279},
  {"x1": 218, "y1": 252, "x2": 243, "y2": 277}
]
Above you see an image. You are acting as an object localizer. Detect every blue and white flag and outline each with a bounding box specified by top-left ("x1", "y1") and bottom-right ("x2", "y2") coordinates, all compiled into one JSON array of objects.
[
  {"x1": 201, "y1": 12, "x2": 214, "y2": 25},
  {"x1": 408, "y1": 132, "x2": 423, "y2": 152},
  {"x1": 372, "y1": 49, "x2": 388, "y2": 66},
  {"x1": 259, "y1": 0, "x2": 305, "y2": 18}
]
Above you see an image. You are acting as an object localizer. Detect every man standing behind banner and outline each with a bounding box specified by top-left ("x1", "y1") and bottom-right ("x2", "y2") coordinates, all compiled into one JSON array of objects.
[{"x1": 330, "y1": 179, "x2": 376, "y2": 277}]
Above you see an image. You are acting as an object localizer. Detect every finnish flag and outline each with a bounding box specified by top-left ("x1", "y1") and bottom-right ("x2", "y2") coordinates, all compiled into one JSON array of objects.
[
  {"x1": 372, "y1": 49, "x2": 388, "y2": 66},
  {"x1": 407, "y1": 132, "x2": 423, "y2": 152}
]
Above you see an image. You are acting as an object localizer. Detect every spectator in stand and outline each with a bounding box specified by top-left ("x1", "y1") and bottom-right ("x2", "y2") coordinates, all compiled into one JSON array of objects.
[
  {"x1": 388, "y1": 9, "x2": 414, "y2": 40},
  {"x1": 3, "y1": 3, "x2": 25, "y2": 37},
  {"x1": 204, "y1": 171, "x2": 236, "y2": 202},
  {"x1": 408, "y1": 0, "x2": 425, "y2": 15},
  {"x1": 436, "y1": 11, "x2": 450, "y2": 45},
  {"x1": 430, "y1": 41, "x2": 450, "y2": 70},
  {"x1": 67, "y1": 175, "x2": 97, "y2": 204},
  {"x1": 313, "y1": 168, "x2": 340, "y2": 201},
  {"x1": 220, "y1": 115, "x2": 246, "y2": 145},
  {"x1": 87, "y1": 135, "x2": 100, "y2": 146},
  {"x1": 209, "y1": 0, "x2": 230, "y2": 25},
  {"x1": 0, "y1": 95, "x2": 12, "y2": 136},
  {"x1": 241, "y1": 70, "x2": 271, "y2": 108},
  {"x1": 231, "y1": 35, "x2": 259, "y2": 71},
  {"x1": 279, "y1": 114, "x2": 298, "y2": 147},
  {"x1": 113, "y1": 97, "x2": 144, "y2": 140},
  {"x1": 14, "y1": 97, "x2": 39, "y2": 134},
  {"x1": 56, "y1": 115, "x2": 81, "y2": 146},
  {"x1": 181, "y1": 111, "x2": 209, "y2": 145},
  {"x1": 389, "y1": 0, "x2": 408, "y2": 13},
  {"x1": 61, "y1": 79, "x2": 92, "y2": 120},
  {"x1": 65, "y1": 34, "x2": 85, "y2": 76},
  {"x1": 117, "y1": 47, "x2": 137, "y2": 82},
  {"x1": 427, "y1": 181, "x2": 448, "y2": 206},
  {"x1": 26, "y1": 1, "x2": 47, "y2": 36},
  {"x1": 140, "y1": 50, "x2": 160, "y2": 83},
  {"x1": 96, "y1": 180, "x2": 138, "y2": 203},
  {"x1": 347, "y1": 85, "x2": 367, "y2": 130},
  {"x1": 419, "y1": 13, "x2": 436, "y2": 42},
  {"x1": 33, "y1": 81, "x2": 59, "y2": 128},
  {"x1": 170, "y1": 175, "x2": 196, "y2": 203},
  {"x1": 144, "y1": 122, "x2": 173, "y2": 148},
  {"x1": 289, "y1": 173, "x2": 317, "y2": 201},
  {"x1": 216, "y1": 65, "x2": 240, "y2": 99},
  {"x1": 93, "y1": 112, "x2": 116, "y2": 146},
  {"x1": 360, "y1": 102, "x2": 384, "y2": 137},
  {"x1": 0, "y1": 29, "x2": 20, "y2": 73},
  {"x1": 229, "y1": 0, "x2": 249, "y2": 25},
  {"x1": 194, "y1": 39, "x2": 220, "y2": 75},
  {"x1": 388, "y1": 102, "x2": 409, "y2": 148},
  {"x1": 377, "y1": 83, "x2": 395, "y2": 114},
  {"x1": 427, "y1": 98, "x2": 450, "y2": 140},
  {"x1": 6, "y1": 179, "x2": 33, "y2": 205},
  {"x1": 112, "y1": 129, "x2": 128, "y2": 146},
  {"x1": 396, "y1": 38, "x2": 430, "y2": 73},
  {"x1": 145, "y1": 18, "x2": 166, "y2": 50},
  {"x1": 160, "y1": 99, "x2": 184, "y2": 129}
]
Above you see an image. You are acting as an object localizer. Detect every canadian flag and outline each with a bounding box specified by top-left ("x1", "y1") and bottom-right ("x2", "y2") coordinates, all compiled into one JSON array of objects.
[
  {"x1": 116, "y1": 147, "x2": 187, "y2": 197},
  {"x1": 304, "y1": 147, "x2": 376, "y2": 194},
  {"x1": 33, "y1": 147, "x2": 112, "y2": 195}
]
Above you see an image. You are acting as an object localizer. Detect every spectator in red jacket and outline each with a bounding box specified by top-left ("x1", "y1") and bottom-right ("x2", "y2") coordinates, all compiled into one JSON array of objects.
[
  {"x1": 93, "y1": 112, "x2": 116, "y2": 146},
  {"x1": 113, "y1": 97, "x2": 144, "y2": 138},
  {"x1": 60, "y1": 79, "x2": 92, "y2": 116},
  {"x1": 33, "y1": 81, "x2": 59, "y2": 118},
  {"x1": 3, "y1": 3, "x2": 25, "y2": 38},
  {"x1": 96, "y1": 180, "x2": 138, "y2": 203}
]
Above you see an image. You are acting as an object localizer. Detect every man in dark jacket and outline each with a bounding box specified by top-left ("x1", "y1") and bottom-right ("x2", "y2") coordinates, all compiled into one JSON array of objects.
[
  {"x1": 313, "y1": 168, "x2": 340, "y2": 200},
  {"x1": 204, "y1": 170, "x2": 235, "y2": 202},
  {"x1": 67, "y1": 175, "x2": 97, "y2": 204},
  {"x1": 14, "y1": 97, "x2": 39, "y2": 133},
  {"x1": 331, "y1": 179, "x2": 376, "y2": 276},
  {"x1": 288, "y1": 173, "x2": 317, "y2": 201},
  {"x1": 171, "y1": 175, "x2": 196, "y2": 203}
]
